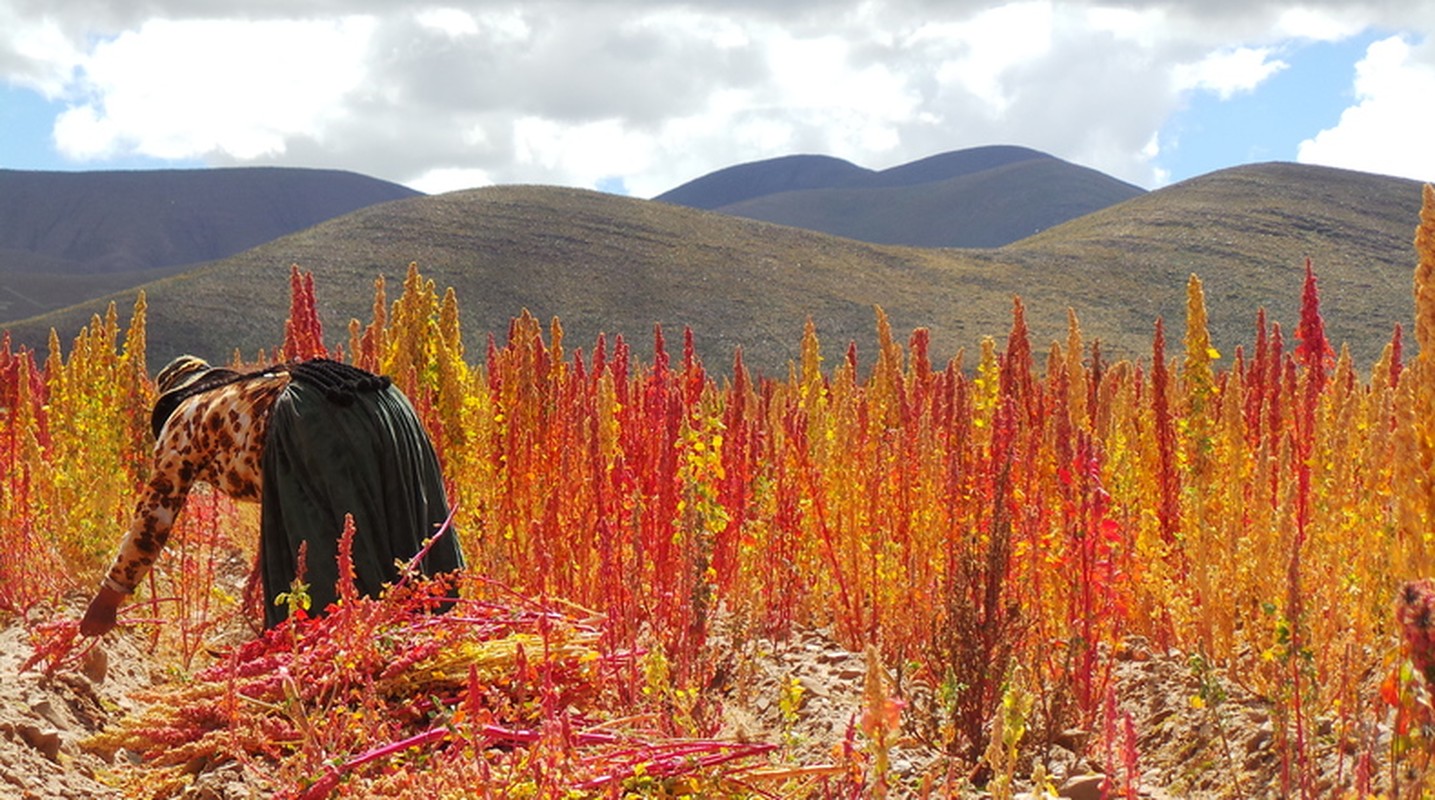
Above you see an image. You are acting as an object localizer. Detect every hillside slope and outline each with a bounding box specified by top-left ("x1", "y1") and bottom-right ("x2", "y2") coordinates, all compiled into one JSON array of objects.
[
  {"x1": 0, "y1": 167, "x2": 420, "y2": 275},
  {"x1": 3, "y1": 163, "x2": 1423, "y2": 375},
  {"x1": 999, "y1": 162, "x2": 1421, "y2": 363},
  {"x1": 656, "y1": 145, "x2": 1144, "y2": 247},
  {"x1": 849, "y1": 144, "x2": 1068, "y2": 189},
  {"x1": 716, "y1": 157, "x2": 1144, "y2": 247},
  {"x1": 654, "y1": 144, "x2": 1057, "y2": 206},
  {"x1": 652, "y1": 154, "x2": 873, "y2": 209},
  {"x1": 2, "y1": 186, "x2": 1003, "y2": 373}
]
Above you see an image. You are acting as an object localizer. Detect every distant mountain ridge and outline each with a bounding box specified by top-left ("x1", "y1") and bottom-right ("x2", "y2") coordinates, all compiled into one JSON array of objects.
[
  {"x1": 2, "y1": 161, "x2": 1422, "y2": 377},
  {"x1": 653, "y1": 154, "x2": 872, "y2": 209},
  {"x1": 0, "y1": 167, "x2": 420, "y2": 275},
  {"x1": 654, "y1": 145, "x2": 1146, "y2": 247}
]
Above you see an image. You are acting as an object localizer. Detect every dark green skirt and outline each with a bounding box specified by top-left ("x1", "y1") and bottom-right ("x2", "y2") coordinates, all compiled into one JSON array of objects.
[{"x1": 259, "y1": 380, "x2": 463, "y2": 627}]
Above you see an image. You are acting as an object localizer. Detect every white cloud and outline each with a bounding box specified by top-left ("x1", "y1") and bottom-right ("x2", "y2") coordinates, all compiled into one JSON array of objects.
[
  {"x1": 1297, "y1": 35, "x2": 1435, "y2": 182},
  {"x1": 414, "y1": 8, "x2": 481, "y2": 39},
  {"x1": 4, "y1": 1, "x2": 1435, "y2": 194},
  {"x1": 512, "y1": 116, "x2": 655, "y2": 187},
  {"x1": 916, "y1": 2, "x2": 1055, "y2": 116},
  {"x1": 761, "y1": 31, "x2": 917, "y2": 156},
  {"x1": 1083, "y1": 6, "x2": 1167, "y2": 48},
  {"x1": 408, "y1": 166, "x2": 493, "y2": 194},
  {"x1": 1274, "y1": 7, "x2": 1369, "y2": 42},
  {"x1": 2, "y1": 18, "x2": 83, "y2": 96},
  {"x1": 624, "y1": 7, "x2": 750, "y2": 50},
  {"x1": 53, "y1": 16, "x2": 376, "y2": 161},
  {"x1": 1173, "y1": 47, "x2": 1289, "y2": 99},
  {"x1": 1142, "y1": 131, "x2": 1170, "y2": 185}
]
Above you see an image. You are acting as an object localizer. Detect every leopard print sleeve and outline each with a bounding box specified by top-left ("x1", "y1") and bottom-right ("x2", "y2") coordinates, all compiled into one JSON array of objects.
[{"x1": 101, "y1": 374, "x2": 289, "y2": 595}]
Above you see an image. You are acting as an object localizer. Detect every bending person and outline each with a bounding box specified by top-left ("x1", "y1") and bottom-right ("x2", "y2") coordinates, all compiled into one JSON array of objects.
[{"x1": 82, "y1": 356, "x2": 464, "y2": 635}]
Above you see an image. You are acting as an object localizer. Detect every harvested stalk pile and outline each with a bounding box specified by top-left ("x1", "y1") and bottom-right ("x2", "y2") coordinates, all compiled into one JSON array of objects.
[{"x1": 70, "y1": 570, "x2": 781, "y2": 799}]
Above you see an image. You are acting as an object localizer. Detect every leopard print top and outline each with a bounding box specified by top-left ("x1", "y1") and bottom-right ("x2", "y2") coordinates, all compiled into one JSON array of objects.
[{"x1": 102, "y1": 372, "x2": 292, "y2": 594}]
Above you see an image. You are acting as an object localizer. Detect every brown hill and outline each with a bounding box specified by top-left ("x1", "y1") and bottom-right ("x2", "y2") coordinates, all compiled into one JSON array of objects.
[
  {"x1": 0, "y1": 166, "x2": 419, "y2": 276},
  {"x1": 3, "y1": 186, "x2": 998, "y2": 372},
  {"x1": 0, "y1": 167, "x2": 418, "y2": 323},
  {"x1": 1, "y1": 163, "x2": 1424, "y2": 375},
  {"x1": 998, "y1": 162, "x2": 1420, "y2": 363}
]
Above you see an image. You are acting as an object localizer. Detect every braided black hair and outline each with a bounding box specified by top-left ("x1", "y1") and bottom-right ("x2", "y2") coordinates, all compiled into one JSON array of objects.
[{"x1": 286, "y1": 358, "x2": 391, "y2": 405}]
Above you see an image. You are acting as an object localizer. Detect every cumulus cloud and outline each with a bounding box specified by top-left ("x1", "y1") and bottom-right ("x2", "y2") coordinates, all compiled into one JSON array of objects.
[
  {"x1": 0, "y1": 17, "x2": 83, "y2": 96},
  {"x1": 3, "y1": 0, "x2": 1435, "y2": 194},
  {"x1": 1173, "y1": 47, "x2": 1289, "y2": 99},
  {"x1": 408, "y1": 166, "x2": 494, "y2": 195},
  {"x1": 52, "y1": 16, "x2": 376, "y2": 161},
  {"x1": 1297, "y1": 34, "x2": 1435, "y2": 182}
]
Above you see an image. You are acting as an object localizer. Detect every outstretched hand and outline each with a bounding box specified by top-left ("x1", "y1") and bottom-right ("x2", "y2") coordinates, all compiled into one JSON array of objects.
[{"x1": 80, "y1": 586, "x2": 126, "y2": 637}]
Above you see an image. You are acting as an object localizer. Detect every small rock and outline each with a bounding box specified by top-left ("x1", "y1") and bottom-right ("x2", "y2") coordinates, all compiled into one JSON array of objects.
[
  {"x1": 17, "y1": 722, "x2": 63, "y2": 761},
  {"x1": 29, "y1": 699, "x2": 67, "y2": 730},
  {"x1": 836, "y1": 665, "x2": 864, "y2": 680},
  {"x1": 1246, "y1": 721, "x2": 1273, "y2": 754},
  {"x1": 1044, "y1": 746, "x2": 1082, "y2": 780},
  {"x1": 82, "y1": 645, "x2": 109, "y2": 683},
  {"x1": 1054, "y1": 728, "x2": 1090, "y2": 752},
  {"x1": 1059, "y1": 773, "x2": 1107, "y2": 800},
  {"x1": 1245, "y1": 748, "x2": 1273, "y2": 771}
]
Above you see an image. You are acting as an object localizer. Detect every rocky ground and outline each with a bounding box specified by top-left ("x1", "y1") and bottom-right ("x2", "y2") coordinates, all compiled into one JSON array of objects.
[
  {"x1": 0, "y1": 602, "x2": 1406, "y2": 799},
  {"x1": 0, "y1": 601, "x2": 141, "y2": 799},
  {"x1": 711, "y1": 627, "x2": 1394, "y2": 799}
]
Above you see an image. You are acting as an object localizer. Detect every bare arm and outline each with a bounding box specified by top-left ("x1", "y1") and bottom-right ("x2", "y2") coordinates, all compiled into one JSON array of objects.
[
  {"x1": 79, "y1": 376, "x2": 284, "y2": 636},
  {"x1": 81, "y1": 413, "x2": 201, "y2": 636}
]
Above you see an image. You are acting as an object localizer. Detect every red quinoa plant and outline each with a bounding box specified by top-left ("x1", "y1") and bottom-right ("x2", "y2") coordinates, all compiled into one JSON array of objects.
[{"x1": 9, "y1": 186, "x2": 1435, "y2": 796}]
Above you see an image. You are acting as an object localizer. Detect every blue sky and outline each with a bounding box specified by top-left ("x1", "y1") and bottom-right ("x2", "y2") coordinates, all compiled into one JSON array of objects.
[
  {"x1": 2, "y1": 3, "x2": 1433, "y2": 195},
  {"x1": 1155, "y1": 34, "x2": 1378, "y2": 185},
  {"x1": 2, "y1": 86, "x2": 204, "y2": 172}
]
